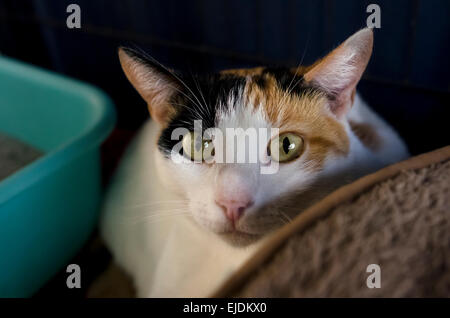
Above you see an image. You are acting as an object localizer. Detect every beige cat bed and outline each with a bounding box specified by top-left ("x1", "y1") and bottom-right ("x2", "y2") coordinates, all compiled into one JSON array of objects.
[
  {"x1": 88, "y1": 146, "x2": 450, "y2": 297},
  {"x1": 213, "y1": 146, "x2": 450, "y2": 297}
]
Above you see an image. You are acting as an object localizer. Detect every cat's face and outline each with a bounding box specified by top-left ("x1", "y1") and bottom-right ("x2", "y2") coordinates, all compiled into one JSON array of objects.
[{"x1": 119, "y1": 29, "x2": 373, "y2": 245}]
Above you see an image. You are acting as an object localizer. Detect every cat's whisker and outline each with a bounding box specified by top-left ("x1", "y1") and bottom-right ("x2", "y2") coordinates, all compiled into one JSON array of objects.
[
  {"x1": 123, "y1": 207, "x2": 189, "y2": 219},
  {"x1": 131, "y1": 47, "x2": 206, "y2": 113},
  {"x1": 120, "y1": 200, "x2": 189, "y2": 210},
  {"x1": 166, "y1": 84, "x2": 206, "y2": 118},
  {"x1": 123, "y1": 208, "x2": 187, "y2": 219},
  {"x1": 130, "y1": 210, "x2": 188, "y2": 220},
  {"x1": 127, "y1": 211, "x2": 191, "y2": 225},
  {"x1": 171, "y1": 102, "x2": 205, "y2": 122},
  {"x1": 275, "y1": 33, "x2": 311, "y2": 116},
  {"x1": 137, "y1": 215, "x2": 192, "y2": 226},
  {"x1": 286, "y1": 32, "x2": 311, "y2": 96},
  {"x1": 191, "y1": 72, "x2": 210, "y2": 117}
]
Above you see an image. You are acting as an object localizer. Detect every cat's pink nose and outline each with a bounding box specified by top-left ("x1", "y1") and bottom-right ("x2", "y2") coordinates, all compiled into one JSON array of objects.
[{"x1": 216, "y1": 197, "x2": 253, "y2": 224}]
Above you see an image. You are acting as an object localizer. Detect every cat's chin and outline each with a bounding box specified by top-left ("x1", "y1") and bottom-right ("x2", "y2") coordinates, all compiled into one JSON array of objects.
[{"x1": 218, "y1": 230, "x2": 262, "y2": 247}]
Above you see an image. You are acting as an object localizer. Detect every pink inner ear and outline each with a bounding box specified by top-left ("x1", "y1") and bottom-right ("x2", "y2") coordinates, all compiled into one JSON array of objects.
[
  {"x1": 118, "y1": 48, "x2": 177, "y2": 125},
  {"x1": 304, "y1": 29, "x2": 373, "y2": 118},
  {"x1": 331, "y1": 89, "x2": 355, "y2": 119},
  {"x1": 305, "y1": 56, "x2": 359, "y2": 118}
]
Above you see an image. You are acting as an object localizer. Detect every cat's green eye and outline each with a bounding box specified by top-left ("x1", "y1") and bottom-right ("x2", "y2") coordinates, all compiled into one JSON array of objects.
[
  {"x1": 269, "y1": 133, "x2": 304, "y2": 163},
  {"x1": 182, "y1": 132, "x2": 214, "y2": 162}
]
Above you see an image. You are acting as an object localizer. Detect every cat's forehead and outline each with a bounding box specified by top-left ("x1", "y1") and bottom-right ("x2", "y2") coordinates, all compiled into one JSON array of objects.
[{"x1": 171, "y1": 66, "x2": 322, "y2": 127}]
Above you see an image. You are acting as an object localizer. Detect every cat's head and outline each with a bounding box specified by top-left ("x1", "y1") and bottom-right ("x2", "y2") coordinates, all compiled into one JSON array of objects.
[{"x1": 118, "y1": 29, "x2": 373, "y2": 245}]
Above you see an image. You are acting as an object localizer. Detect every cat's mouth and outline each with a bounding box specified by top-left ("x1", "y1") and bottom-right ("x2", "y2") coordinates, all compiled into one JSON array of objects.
[{"x1": 219, "y1": 230, "x2": 261, "y2": 247}]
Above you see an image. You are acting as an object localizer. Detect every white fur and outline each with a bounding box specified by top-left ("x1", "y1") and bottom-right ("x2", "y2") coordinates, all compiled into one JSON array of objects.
[{"x1": 101, "y1": 93, "x2": 408, "y2": 297}]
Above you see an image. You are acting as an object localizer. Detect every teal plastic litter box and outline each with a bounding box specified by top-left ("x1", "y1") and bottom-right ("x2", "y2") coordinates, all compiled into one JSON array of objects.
[{"x1": 0, "y1": 56, "x2": 116, "y2": 297}]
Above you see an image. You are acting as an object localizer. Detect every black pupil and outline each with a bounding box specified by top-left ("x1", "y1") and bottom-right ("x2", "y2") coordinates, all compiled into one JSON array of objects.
[
  {"x1": 282, "y1": 136, "x2": 292, "y2": 154},
  {"x1": 195, "y1": 138, "x2": 202, "y2": 152}
]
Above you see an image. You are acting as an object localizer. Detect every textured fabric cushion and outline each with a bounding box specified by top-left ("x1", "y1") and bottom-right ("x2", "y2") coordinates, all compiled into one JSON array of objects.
[{"x1": 215, "y1": 146, "x2": 450, "y2": 297}]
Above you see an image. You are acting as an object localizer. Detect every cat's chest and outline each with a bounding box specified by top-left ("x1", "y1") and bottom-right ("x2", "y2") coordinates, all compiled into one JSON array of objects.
[{"x1": 143, "y1": 215, "x2": 259, "y2": 297}]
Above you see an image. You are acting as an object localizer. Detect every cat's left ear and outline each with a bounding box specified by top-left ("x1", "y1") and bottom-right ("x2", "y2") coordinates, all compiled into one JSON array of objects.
[
  {"x1": 118, "y1": 47, "x2": 179, "y2": 125},
  {"x1": 304, "y1": 28, "x2": 373, "y2": 118}
]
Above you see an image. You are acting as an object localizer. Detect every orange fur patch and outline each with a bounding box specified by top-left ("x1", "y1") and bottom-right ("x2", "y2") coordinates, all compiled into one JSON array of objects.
[{"x1": 241, "y1": 70, "x2": 350, "y2": 171}]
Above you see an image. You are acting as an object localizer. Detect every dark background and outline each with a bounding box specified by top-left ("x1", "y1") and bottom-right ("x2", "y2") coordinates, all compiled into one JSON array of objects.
[
  {"x1": 0, "y1": 0, "x2": 449, "y2": 155},
  {"x1": 0, "y1": 0, "x2": 449, "y2": 297}
]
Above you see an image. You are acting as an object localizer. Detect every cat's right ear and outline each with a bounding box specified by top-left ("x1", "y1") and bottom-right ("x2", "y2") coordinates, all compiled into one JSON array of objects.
[
  {"x1": 118, "y1": 47, "x2": 179, "y2": 125},
  {"x1": 303, "y1": 29, "x2": 373, "y2": 119}
]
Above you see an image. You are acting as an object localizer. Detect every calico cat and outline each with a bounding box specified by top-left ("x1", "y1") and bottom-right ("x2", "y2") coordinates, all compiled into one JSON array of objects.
[{"x1": 101, "y1": 29, "x2": 408, "y2": 297}]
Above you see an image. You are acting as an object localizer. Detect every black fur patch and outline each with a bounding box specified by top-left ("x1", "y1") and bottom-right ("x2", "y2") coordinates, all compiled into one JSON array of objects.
[
  {"x1": 254, "y1": 74, "x2": 268, "y2": 90},
  {"x1": 262, "y1": 67, "x2": 307, "y2": 96},
  {"x1": 259, "y1": 67, "x2": 330, "y2": 100},
  {"x1": 157, "y1": 73, "x2": 246, "y2": 156}
]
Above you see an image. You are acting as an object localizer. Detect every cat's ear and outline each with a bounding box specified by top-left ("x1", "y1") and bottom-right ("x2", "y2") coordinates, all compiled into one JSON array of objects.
[
  {"x1": 118, "y1": 47, "x2": 179, "y2": 125},
  {"x1": 304, "y1": 28, "x2": 373, "y2": 118}
]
